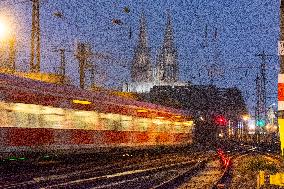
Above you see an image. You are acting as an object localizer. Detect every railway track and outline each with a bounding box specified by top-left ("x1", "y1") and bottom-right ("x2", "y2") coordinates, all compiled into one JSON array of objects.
[
  {"x1": 0, "y1": 152, "x2": 211, "y2": 189},
  {"x1": 178, "y1": 150, "x2": 243, "y2": 189},
  {"x1": 41, "y1": 158, "x2": 207, "y2": 189},
  {"x1": 211, "y1": 150, "x2": 278, "y2": 189}
]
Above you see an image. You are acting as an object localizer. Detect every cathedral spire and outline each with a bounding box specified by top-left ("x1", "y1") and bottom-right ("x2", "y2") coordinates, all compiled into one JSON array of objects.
[
  {"x1": 138, "y1": 11, "x2": 148, "y2": 47},
  {"x1": 130, "y1": 12, "x2": 152, "y2": 82},
  {"x1": 163, "y1": 10, "x2": 174, "y2": 48},
  {"x1": 156, "y1": 10, "x2": 178, "y2": 83}
]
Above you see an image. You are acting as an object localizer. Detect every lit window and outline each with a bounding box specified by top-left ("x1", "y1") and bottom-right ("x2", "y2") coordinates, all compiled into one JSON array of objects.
[
  {"x1": 136, "y1": 118, "x2": 150, "y2": 132},
  {"x1": 121, "y1": 115, "x2": 133, "y2": 131}
]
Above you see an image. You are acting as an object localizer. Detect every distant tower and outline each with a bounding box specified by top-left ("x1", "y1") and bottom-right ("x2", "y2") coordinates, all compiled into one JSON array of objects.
[
  {"x1": 131, "y1": 12, "x2": 152, "y2": 82},
  {"x1": 156, "y1": 11, "x2": 178, "y2": 83}
]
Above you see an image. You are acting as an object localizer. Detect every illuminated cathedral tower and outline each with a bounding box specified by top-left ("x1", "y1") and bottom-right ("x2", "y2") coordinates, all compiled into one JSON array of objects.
[
  {"x1": 131, "y1": 12, "x2": 153, "y2": 82},
  {"x1": 123, "y1": 11, "x2": 186, "y2": 93},
  {"x1": 156, "y1": 12, "x2": 178, "y2": 83}
]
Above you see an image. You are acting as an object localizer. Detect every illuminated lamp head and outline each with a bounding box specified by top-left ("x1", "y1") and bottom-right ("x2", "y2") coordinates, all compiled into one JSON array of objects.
[{"x1": 0, "y1": 19, "x2": 11, "y2": 41}]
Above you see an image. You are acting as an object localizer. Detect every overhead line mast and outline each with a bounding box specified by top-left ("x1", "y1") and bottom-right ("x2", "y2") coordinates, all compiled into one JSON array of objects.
[
  {"x1": 30, "y1": 0, "x2": 41, "y2": 72},
  {"x1": 255, "y1": 51, "x2": 272, "y2": 119}
]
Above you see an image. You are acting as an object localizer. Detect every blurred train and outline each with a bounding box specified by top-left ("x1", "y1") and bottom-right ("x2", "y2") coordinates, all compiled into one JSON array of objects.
[{"x1": 0, "y1": 73, "x2": 194, "y2": 160}]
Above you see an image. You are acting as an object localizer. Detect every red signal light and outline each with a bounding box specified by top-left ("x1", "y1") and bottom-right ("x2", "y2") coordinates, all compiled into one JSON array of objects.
[{"x1": 215, "y1": 115, "x2": 227, "y2": 126}]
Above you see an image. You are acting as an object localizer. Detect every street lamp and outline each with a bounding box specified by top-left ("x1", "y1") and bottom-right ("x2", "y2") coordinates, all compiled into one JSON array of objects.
[
  {"x1": 0, "y1": 17, "x2": 16, "y2": 72},
  {"x1": 0, "y1": 20, "x2": 11, "y2": 41},
  {"x1": 242, "y1": 114, "x2": 250, "y2": 121}
]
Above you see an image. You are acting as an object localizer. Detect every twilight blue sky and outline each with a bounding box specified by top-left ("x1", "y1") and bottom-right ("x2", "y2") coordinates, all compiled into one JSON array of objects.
[{"x1": 0, "y1": 0, "x2": 280, "y2": 114}]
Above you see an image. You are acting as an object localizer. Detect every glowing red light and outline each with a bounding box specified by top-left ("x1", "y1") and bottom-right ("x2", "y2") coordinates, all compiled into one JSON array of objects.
[{"x1": 215, "y1": 115, "x2": 227, "y2": 126}]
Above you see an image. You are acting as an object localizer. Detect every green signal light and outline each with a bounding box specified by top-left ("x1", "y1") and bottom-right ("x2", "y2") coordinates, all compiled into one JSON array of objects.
[
  {"x1": 256, "y1": 120, "x2": 265, "y2": 127},
  {"x1": 43, "y1": 155, "x2": 50, "y2": 159}
]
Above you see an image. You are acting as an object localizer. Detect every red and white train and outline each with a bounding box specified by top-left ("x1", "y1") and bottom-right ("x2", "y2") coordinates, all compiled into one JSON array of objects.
[{"x1": 0, "y1": 73, "x2": 194, "y2": 159}]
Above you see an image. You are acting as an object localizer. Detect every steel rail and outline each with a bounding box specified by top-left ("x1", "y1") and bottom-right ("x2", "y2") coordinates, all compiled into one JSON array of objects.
[{"x1": 0, "y1": 153, "x2": 205, "y2": 189}]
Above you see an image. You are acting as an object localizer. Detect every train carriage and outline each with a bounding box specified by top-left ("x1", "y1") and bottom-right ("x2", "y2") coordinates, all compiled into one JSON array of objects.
[{"x1": 0, "y1": 73, "x2": 194, "y2": 159}]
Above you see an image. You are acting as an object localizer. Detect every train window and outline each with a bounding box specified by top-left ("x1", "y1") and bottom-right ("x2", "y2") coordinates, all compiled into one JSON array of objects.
[
  {"x1": 183, "y1": 121, "x2": 194, "y2": 127},
  {"x1": 42, "y1": 106, "x2": 64, "y2": 115},
  {"x1": 0, "y1": 101, "x2": 9, "y2": 110},
  {"x1": 84, "y1": 111, "x2": 99, "y2": 130},
  {"x1": 152, "y1": 120, "x2": 159, "y2": 132},
  {"x1": 136, "y1": 118, "x2": 150, "y2": 132},
  {"x1": 186, "y1": 126, "x2": 193, "y2": 134},
  {"x1": 98, "y1": 113, "x2": 109, "y2": 130},
  {"x1": 63, "y1": 110, "x2": 75, "y2": 129},
  {"x1": 12, "y1": 111, "x2": 39, "y2": 128},
  {"x1": 183, "y1": 121, "x2": 194, "y2": 133},
  {"x1": 174, "y1": 123, "x2": 182, "y2": 133},
  {"x1": 6, "y1": 109, "x2": 15, "y2": 127},
  {"x1": 72, "y1": 111, "x2": 98, "y2": 130},
  {"x1": 12, "y1": 103, "x2": 42, "y2": 115},
  {"x1": 11, "y1": 103, "x2": 41, "y2": 128},
  {"x1": 159, "y1": 124, "x2": 166, "y2": 132},
  {"x1": 163, "y1": 120, "x2": 171, "y2": 133},
  {"x1": 101, "y1": 119, "x2": 120, "y2": 131},
  {"x1": 72, "y1": 111, "x2": 90, "y2": 129},
  {"x1": 42, "y1": 114, "x2": 64, "y2": 129},
  {"x1": 98, "y1": 117, "x2": 108, "y2": 130},
  {"x1": 0, "y1": 109, "x2": 8, "y2": 126},
  {"x1": 0, "y1": 102, "x2": 12, "y2": 127},
  {"x1": 112, "y1": 120, "x2": 122, "y2": 131},
  {"x1": 28, "y1": 113, "x2": 40, "y2": 128},
  {"x1": 14, "y1": 111, "x2": 30, "y2": 128},
  {"x1": 120, "y1": 115, "x2": 133, "y2": 131},
  {"x1": 153, "y1": 119, "x2": 166, "y2": 132},
  {"x1": 99, "y1": 113, "x2": 122, "y2": 131},
  {"x1": 40, "y1": 106, "x2": 64, "y2": 129}
]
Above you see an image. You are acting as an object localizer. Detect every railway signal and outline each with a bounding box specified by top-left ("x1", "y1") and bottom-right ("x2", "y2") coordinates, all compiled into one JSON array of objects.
[
  {"x1": 214, "y1": 115, "x2": 227, "y2": 126},
  {"x1": 256, "y1": 119, "x2": 265, "y2": 127}
]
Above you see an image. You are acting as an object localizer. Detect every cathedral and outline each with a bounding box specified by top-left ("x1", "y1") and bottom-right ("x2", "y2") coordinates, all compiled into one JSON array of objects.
[{"x1": 123, "y1": 11, "x2": 187, "y2": 93}]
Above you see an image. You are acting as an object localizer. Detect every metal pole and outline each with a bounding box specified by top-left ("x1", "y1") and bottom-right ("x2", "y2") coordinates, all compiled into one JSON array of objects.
[
  {"x1": 256, "y1": 75, "x2": 260, "y2": 143},
  {"x1": 35, "y1": 0, "x2": 40, "y2": 72},
  {"x1": 255, "y1": 51, "x2": 272, "y2": 141},
  {"x1": 30, "y1": 0, "x2": 36, "y2": 71},
  {"x1": 76, "y1": 43, "x2": 87, "y2": 89},
  {"x1": 30, "y1": 0, "x2": 40, "y2": 72},
  {"x1": 59, "y1": 49, "x2": 66, "y2": 83},
  {"x1": 9, "y1": 37, "x2": 16, "y2": 72},
  {"x1": 79, "y1": 44, "x2": 86, "y2": 89}
]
